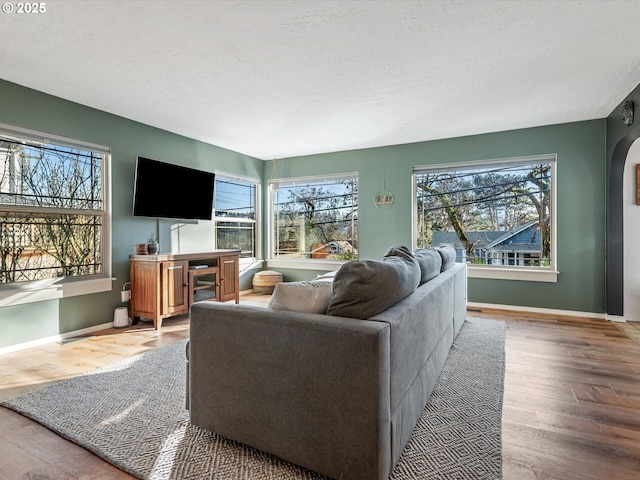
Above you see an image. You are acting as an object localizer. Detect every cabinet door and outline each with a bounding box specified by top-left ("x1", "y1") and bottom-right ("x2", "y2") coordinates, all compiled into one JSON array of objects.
[
  {"x1": 130, "y1": 259, "x2": 159, "y2": 319},
  {"x1": 162, "y1": 261, "x2": 189, "y2": 315},
  {"x1": 218, "y1": 256, "x2": 239, "y2": 303}
]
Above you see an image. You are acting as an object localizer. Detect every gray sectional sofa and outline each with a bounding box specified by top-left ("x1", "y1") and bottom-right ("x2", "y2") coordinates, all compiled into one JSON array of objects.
[{"x1": 187, "y1": 246, "x2": 467, "y2": 480}]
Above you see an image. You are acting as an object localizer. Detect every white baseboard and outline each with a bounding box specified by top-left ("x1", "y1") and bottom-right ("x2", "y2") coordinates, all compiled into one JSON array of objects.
[
  {"x1": 0, "y1": 322, "x2": 113, "y2": 356},
  {"x1": 2, "y1": 301, "x2": 633, "y2": 356},
  {"x1": 467, "y1": 302, "x2": 609, "y2": 321},
  {"x1": 3, "y1": 290, "x2": 260, "y2": 356}
]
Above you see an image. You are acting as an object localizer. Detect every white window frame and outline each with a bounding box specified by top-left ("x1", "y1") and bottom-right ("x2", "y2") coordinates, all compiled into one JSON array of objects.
[
  {"x1": 213, "y1": 172, "x2": 262, "y2": 273},
  {"x1": 412, "y1": 154, "x2": 558, "y2": 283},
  {"x1": 267, "y1": 172, "x2": 358, "y2": 271},
  {"x1": 0, "y1": 123, "x2": 113, "y2": 307}
]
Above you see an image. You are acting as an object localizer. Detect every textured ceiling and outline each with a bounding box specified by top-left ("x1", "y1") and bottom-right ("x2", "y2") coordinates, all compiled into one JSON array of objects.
[{"x1": 1, "y1": 0, "x2": 640, "y2": 160}]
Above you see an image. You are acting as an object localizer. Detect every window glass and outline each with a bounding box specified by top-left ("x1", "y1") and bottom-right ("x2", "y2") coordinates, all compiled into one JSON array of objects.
[
  {"x1": 0, "y1": 130, "x2": 107, "y2": 284},
  {"x1": 271, "y1": 175, "x2": 358, "y2": 260},
  {"x1": 214, "y1": 177, "x2": 257, "y2": 259},
  {"x1": 414, "y1": 158, "x2": 554, "y2": 268}
]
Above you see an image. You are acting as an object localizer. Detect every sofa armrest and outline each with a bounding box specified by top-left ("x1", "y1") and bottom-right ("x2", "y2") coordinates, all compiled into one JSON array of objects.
[{"x1": 188, "y1": 302, "x2": 391, "y2": 480}]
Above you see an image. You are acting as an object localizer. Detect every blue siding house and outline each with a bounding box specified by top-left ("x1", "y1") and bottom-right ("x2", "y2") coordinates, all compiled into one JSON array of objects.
[{"x1": 431, "y1": 219, "x2": 544, "y2": 266}]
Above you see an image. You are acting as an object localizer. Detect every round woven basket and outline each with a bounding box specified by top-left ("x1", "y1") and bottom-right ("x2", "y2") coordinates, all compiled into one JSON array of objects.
[{"x1": 253, "y1": 270, "x2": 283, "y2": 295}]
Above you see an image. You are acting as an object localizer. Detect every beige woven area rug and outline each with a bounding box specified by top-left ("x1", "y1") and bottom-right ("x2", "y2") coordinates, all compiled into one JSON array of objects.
[{"x1": 2, "y1": 317, "x2": 505, "y2": 480}]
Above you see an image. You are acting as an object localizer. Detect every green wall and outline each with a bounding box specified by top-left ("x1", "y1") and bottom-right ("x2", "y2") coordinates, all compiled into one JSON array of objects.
[
  {"x1": 0, "y1": 78, "x2": 608, "y2": 350},
  {"x1": 0, "y1": 80, "x2": 264, "y2": 348},
  {"x1": 271, "y1": 120, "x2": 606, "y2": 313}
]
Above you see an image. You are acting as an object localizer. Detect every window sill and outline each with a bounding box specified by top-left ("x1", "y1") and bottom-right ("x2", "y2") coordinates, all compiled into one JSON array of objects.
[
  {"x1": 467, "y1": 265, "x2": 558, "y2": 282},
  {"x1": 239, "y1": 259, "x2": 264, "y2": 274},
  {"x1": 0, "y1": 276, "x2": 115, "y2": 308},
  {"x1": 265, "y1": 260, "x2": 558, "y2": 281},
  {"x1": 266, "y1": 258, "x2": 347, "y2": 271}
]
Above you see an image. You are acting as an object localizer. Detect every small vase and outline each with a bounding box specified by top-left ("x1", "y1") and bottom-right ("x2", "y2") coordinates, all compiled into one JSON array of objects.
[
  {"x1": 148, "y1": 242, "x2": 159, "y2": 254},
  {"x1": 135, "y1": 243, "x2": 148, "y2": 255}
]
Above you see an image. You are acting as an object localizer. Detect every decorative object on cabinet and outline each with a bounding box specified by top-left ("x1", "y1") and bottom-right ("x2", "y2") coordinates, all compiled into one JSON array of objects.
[
  {"x1": 147, "y1": 233, "x2": 159, "y2": 254},
  {"x1": 134, "y1": 243, "x2": 148, "y2": 255}
]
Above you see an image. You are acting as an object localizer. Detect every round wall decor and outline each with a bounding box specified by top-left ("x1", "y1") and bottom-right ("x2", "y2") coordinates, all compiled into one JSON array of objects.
[{"x1": 374, "y1": 190, "x2": 394, "y2": 209}]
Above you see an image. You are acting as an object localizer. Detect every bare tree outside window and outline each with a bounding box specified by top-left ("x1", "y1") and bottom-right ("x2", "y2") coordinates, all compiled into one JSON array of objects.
[
  {"x1": 271, "y1": 176, "x2": 358, "y2": 260},
  {"x1": 0, "y1": 133, "x2": 105, "y2": 284},
  {"x1": 415, "y1": 159, "x2": 553, "y2": 268}
]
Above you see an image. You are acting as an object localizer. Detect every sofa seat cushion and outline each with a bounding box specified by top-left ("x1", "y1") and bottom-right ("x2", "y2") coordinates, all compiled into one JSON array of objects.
[
  {"x1": 267, "y1": 280, "x2": 334, "y2": 314},
  {"x1": 327, "y1": 246, "x2": 420, "y2": 319},
  {"x1": 413, "y1": 248, "x2": 442, "y2": 284},
  {"x1": 369, "y1": 270, "x2": 455, "y2": 411}
]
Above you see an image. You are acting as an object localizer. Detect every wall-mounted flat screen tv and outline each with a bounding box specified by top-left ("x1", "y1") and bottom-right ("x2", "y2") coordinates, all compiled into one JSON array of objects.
[{"x1": 133, "y1": 156, "x2": 215, "y2": 220}]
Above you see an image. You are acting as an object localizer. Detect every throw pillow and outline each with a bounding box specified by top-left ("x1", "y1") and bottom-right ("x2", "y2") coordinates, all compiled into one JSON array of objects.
[
  {"x1": 326, "y1": 246, "x2": 421, "y2": 319},
  {"x1": 267, "y1": 280, "x2": 334, "y2": 314},
  {"x1": 413, "y1": 248, "x2": 442, "y2": 284},
  {"x1": 314, "y1": 270, "x2": 338, "y2": 281},
  {"x1": 434, "y1": 245, "x2": 456, "y2": 271}
]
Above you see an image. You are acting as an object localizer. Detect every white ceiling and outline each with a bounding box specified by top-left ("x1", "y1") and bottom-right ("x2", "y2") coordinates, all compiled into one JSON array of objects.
[{"x1": 2, "y1": 0, "x2": 640, "y2": 160}]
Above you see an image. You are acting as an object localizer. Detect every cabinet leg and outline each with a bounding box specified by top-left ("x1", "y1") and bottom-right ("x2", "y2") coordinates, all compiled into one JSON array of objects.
[{"x1": 131, "y1": 316, "x2": 140, "y2": 326}]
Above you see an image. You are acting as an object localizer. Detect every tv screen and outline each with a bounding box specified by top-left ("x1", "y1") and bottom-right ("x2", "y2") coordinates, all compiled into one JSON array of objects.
[{"x1": 133, "y1": 156, "x2": 215, "y2": 220}]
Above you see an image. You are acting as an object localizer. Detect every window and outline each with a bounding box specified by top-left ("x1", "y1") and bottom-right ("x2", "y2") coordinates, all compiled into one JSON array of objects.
[
  {"x1": 0, "y1": 124, "x2": 110, "y2": 287},
  {"x1": 214, "y1": 175, "x2": 259, "y2": 260},
  {"x1": 270, "y1": 173, "x2": 358, "y2": 262},
  {"x1": 413, "y1": 155, "x2": 556, "y2": 281}
]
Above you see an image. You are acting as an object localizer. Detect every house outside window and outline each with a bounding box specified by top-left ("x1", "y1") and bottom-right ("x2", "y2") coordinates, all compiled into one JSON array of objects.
[
  {"x1": 269, "y1": 173, "x2": 358, "y2": 263},
  {"x1": 413, "y1": 155, "x2": 557, "y2": 282},
  {"x1": 213, "y1": 175, "x2": 259, "y2": 263},
  {"x1": 0, "y1": 124, "x2": 110, "y2": 290}
]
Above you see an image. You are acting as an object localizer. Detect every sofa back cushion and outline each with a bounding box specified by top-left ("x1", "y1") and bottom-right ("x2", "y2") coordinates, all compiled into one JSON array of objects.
[
  {"x1": 267, "y1": 280, "x2": 334, "y2": 314},
  {"x1": 434, "y1": 245, "x2": 456, "y2": 271},
  {"x1": 327, "y1": 246, "x2": 420, "y2": 319},
  {"x1": 413, "y1": 248, "x2": 442, "y2": 284}
]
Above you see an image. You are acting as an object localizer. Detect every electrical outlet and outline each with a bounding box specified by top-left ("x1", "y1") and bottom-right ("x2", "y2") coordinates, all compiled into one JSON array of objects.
[{"x1": 121, "y1": 290, "x2": 131, "y2": 302}]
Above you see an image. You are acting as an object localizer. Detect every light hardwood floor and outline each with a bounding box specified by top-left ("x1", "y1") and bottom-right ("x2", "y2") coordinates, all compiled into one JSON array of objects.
[{"x1": 1, "y1": 295, "x2": 639, "y2": 480}]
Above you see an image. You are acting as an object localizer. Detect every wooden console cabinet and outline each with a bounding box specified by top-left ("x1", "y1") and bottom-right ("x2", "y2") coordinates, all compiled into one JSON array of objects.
[{"x1": 129, "y1": 250, "x2": 240, "y2": 330}]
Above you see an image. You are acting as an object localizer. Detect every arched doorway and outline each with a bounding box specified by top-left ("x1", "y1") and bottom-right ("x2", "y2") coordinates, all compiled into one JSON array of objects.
[
  {"x1": 623, "y1": 140, "x2": 640, "y2": 319},
  {"x1": 607, "y1": 126, "x2": 640, "y2": 317}
]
